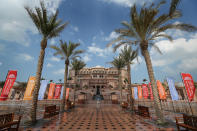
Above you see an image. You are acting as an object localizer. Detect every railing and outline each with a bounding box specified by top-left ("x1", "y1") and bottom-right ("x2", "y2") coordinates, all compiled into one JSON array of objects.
[
  {"x1": 0, "y1": 99, "x2": 62, "y2": 125},
  {"x1": 134, "y1": 99, "x2": 197, "y2": 116}
]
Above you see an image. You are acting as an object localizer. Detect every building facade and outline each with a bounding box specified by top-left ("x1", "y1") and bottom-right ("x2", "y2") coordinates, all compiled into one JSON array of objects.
[{"x1": 68, "y1": 66, "x2": 129, "y2": 90}]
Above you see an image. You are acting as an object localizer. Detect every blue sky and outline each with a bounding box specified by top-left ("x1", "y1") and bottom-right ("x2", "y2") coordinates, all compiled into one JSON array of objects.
[{"x1": 0, "y1": 0, "x2": 197, "y2": 83}]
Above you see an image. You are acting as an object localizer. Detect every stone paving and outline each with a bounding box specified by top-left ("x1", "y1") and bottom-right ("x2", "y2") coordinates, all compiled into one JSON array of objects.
[{"x1": 21, "y1": 103, "x2": 176, "y2": 131}]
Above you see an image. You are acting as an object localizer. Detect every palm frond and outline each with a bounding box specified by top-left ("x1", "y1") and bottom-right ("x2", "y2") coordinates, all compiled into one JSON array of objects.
[
  {"x1": 50, "y1": 45, "x2": 64, "y2": 56},
  {"x1": 72, "y1": 50, "x2": 85, "y2": 57},
  {"x1": 71, "y1": 59, "x2": 86, "y2": 72},
  {"x1": 24, "y1": 7, "x2": 41, "y2": 33},
  {"x1": 40, "y1": 1, "x2": 47, "y2": 26},
  {"x1": 51, "y1": 40, "x2": 84, "y2": 63},
  {"x1": 149, "y1": 43, "x2": 162, "y2": 54},
  {"x1": 119, "y1": 45, "x2": 138, "y2": 65},
  {"x1": 150, "y1": 33, "x2": 173, "y2": 41},
  {"x1": 25, "y1": 1, "x2": 67, "y2": 39},
  {"x1": 106, "y1": 36, "x2": 129, "y2": 47},
  {"x1": 169, "y1": 0, "x2": 181, "y2": 17},
  {"x1": 109, "y1": 56, "x2": 126, "y2": 70},
  {"x1": 156, "y1": 0, "x2": 166, "y2": 9},
  {"x1": 157, "y1": 23, "x2": 197, "y2": 33},
  {"x1": 113, "y1": 41, "x2": 129, "y2": 52}
]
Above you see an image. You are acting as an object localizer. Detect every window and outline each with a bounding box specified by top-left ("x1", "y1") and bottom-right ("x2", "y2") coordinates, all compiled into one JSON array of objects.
[
  {"x1": 93, "y1": 75, "x2": 97, "y2": 78},
  {"x1": 99, "y1": 75, "x2": 103, "y2": 78}
]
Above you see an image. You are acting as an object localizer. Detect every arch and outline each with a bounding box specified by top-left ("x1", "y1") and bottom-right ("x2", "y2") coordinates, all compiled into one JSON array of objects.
[{"x1": 108, "y1": 85, "x2": 113, "y2": 89}]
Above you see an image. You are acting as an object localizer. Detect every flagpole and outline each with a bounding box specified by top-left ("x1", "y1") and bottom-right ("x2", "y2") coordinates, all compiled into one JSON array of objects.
[{"x1": 180, "y1": 72, "x2": 194, "y2": 116}]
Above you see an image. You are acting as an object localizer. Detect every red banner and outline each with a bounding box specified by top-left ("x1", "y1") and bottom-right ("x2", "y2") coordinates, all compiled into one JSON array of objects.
[
  {"x1": 54, "y1": 84, "x2": 62, "y2": 99},
  {"x1": 48, "y1": 83, "x2": 56, "y2": 99},
  {"x1": 142, "y1": 84, "x2": 149, "y2": 99},
  {"x1": 66, "y1": 88, "x2": 70, "y2": 100},
  {"x1": 156, "y1": 80, "x2": 166, "y2": 100},
  {"x1": 0, "y1": 70, "x2": 17, "y2": 101},
  {"x1": 138, "y1": 86, "x2": 143, "y2": 99},
  {"x1": 181, "y1": 73, "x2": 196, "y2": 101},
  {"x1": 148, "y1": 83, "x2": 154, "y2": 100}
]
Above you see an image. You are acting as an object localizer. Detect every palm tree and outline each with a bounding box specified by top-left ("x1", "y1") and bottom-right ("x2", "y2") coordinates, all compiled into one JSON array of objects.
[
  {"x1": 71, "y1": 59, "x2": 86, "y2": 104},
  {"x1": 25, "y1": 1, "x2": 68, "y2": 123},
  {"x1": 51, "y1": 40, "x2": 84, "y2": 111},
  {"x1": 109, "y1": 56, "x2": 126, "y2": 103},
  {"x1": 119, "y1": 45, "x2": 137, "y2": 111},
  {"x1": 107, "y1": 0, "x2": 197, "y2": 123}
]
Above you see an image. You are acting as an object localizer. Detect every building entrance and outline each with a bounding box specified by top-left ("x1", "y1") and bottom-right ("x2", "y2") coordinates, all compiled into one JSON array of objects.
[{"x1": 93, "y1": 86, "x2": 104, "y2": 100}]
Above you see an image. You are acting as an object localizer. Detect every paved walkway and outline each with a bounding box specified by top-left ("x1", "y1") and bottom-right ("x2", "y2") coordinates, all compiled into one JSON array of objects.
[{"x1": 22, "y1": 104, "x2": 176, "y2": 131}]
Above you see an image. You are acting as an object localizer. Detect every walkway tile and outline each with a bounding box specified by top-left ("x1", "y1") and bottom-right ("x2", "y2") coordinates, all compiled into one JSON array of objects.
[{"x1": 23, "y1": 104, "x2": 176, "y2": 131}]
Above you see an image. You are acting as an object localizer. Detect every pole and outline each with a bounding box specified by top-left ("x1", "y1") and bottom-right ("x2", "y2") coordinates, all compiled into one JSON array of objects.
[{"x1": 180, "y1": 72, "x2": 194, "y2": 115}]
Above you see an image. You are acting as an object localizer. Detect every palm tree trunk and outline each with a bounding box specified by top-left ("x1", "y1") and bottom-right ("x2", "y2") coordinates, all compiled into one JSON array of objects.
[
  {"x1": 127, "y1": 64, "x2": 134, "y2": 111},
  {"x1": 118, "y1": 70, "x2": 122, "y2": 103},
  {"x1": 74, "y1": 72, "x2": 77, "y2": 104},
  {"x1": 74, "y1": 88, "x2": 76, "y2": 104},
  {"x1": 60, "y1": 62, "x2": 68, "y2": 112},
  {"x1": 143, "y1": 49, "x2": 165, "y2": 123},
  {"x1": 31, "y1": 39, "x2": 47, "y2": 124}
]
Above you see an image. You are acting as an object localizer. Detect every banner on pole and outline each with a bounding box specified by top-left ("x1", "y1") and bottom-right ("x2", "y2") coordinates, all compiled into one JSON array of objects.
[
  {"x1": 181, "y1": 73, "x2": 196, "y2": 101},
  {"x1": 60, "y1": 86, "x2": 64, "y2": 99},
  {"x1": 66, "y1": 88, "x2": 70, "y2": 100},
  {"x1": 148, "y1": 83, "x2": 154, "y2": 100},
  {"x1": 138, "y1": 86, "x2": 143, "y2": 99},
  {"x1": 23, "y1": 76, "x2": 36, "y2": 100},
  {"x1": 167, "y1": 77, "x2": 179, "y2": 101},
  {"x1": 48, "y1": 83, "x2": 56, "y2": 99},
  {"x1": 156, "y1": 80, "x2": 166, "y2": 100},
  {"x1": 131, "y1": 88, "x2": 135, "y2": 99},
  {"x1": 0, "y1": 70, "x2": 17, "y2": 101},
  {"x1": 54, "y1": 84, "x2": 62, "y2": 99},
  {"x1": 134, "y1": 87, "x2": 138, "y2": 99},
  {"x1": 142, "y1": 84, "x2": 149, "y2": 99},
  {"x1": 38, "y1": 80, "x2": 49, "y2": 100}
]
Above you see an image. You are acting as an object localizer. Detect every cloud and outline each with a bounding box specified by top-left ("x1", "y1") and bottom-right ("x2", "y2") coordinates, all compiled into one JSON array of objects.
[
  {"x1": 104, "y1": 31, "x2": 119, "y2": 41},
  {"x1": 47, "y1": 63, "x2": 53, "y2": 67},
  {"x1": 178, "y1": 58, "x2": 197, "y2": 71},
  {"x1": 0, "y1": 0, "x2": 63, "y2": 46},
  {"x1": 82, "y1": 54, "x2": 91, "y2": 63},
  {"x1": 94, "y1": 65, "x2": 103, "y2": 68},
  {"x1": 71, "y1": 25, "x2": 79, "y2": 32},
  {"x1": 50, "y1": 39, "x2": 56, "y2": 45},
  {"x1": 0, "y1": 44, "x2": 5, "y2": 52},
  {"x1": 131, "y1": 56, "x2": 143, "y2": 69},
  {"x1": 152, "y1": 59, "x2": 168, "y2": 67},
  {"x1": 87, "y1": 43, "x2": 113, "y2": 57},
  {"x1": 150, "y1": 33, "x2": 197, "y2": 74},
  {"x1": 78, "y1": 39, "x2": 84, "y2": 45},
  {"x1": 50, "y1": 56, "x2": 60, "y2": 62},
  {"x1": 17, "y1": 53, "x2": 34, "y2": 61},
  {"x1": 53, "y1": 68, "x2": 64, "y2": 75},
  {"x1": 99, "y1": 0, "x2": 154, "y2": 7},
  {"x1": 92, "y1": 36, "x2": 97, "y2": 41}
]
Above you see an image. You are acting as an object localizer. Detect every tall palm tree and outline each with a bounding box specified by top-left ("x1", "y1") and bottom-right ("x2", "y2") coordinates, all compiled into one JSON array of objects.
[
  {"x1": 107, "y1": 0, "x2": 197, "y2": 123},
  {"x1": 109, "y1": 56, "x2": 126, "y2": 103},
  {"x1": 119, "y1": 45, "x2": 137, "y2": 111},
  {"x1": 25, "y1": 1, "x2": 68, "y2": 123},
  {"x1": 51, "y1": 40, "x2": 84, "y2": 111},
  {"x1": 71, "y1": 59, "x2": 86, "y2": 104}
]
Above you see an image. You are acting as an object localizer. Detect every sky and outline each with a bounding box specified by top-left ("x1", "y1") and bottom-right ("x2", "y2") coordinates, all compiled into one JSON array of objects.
[{"x1": 0, "y1": 0, "x2": 197, "y2": 83}]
